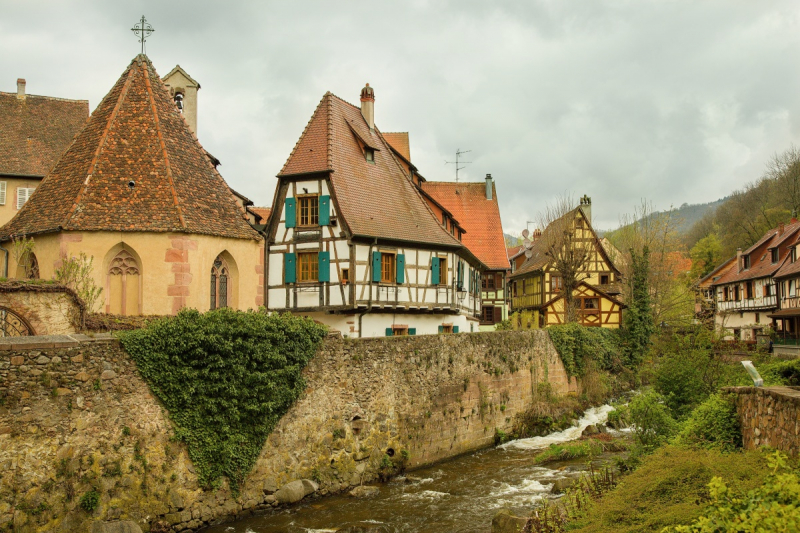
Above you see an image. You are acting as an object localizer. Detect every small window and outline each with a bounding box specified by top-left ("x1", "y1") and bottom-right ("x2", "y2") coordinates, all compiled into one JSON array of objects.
[
  {"x1": 341, "y1": 268, "x2": 350, "y2": 285},
  {"x1": 550, "y1": 275, "x2": 563, "y2": 292},
  {"x1": 0, "y1": 181, "x2": 6, "y2": 205},
  {"x1": 438, "y1": 258, "x2": 448, "y2": 285},
  {"x1": 482, "y1": 274, "x2": 495, "y2": 290},
  {"x1": 765, "y1": 284, "x2": 772, "y2": 297},
  {"x1": 793, "y1": 247, "x2": 797, "y2": 263},
  {"x1": 381, "y1": 252, "x2": 396, "y2": 283},
  {"x1": 365, "y1": 148, "x2": 375, "y2": 162},
  {"x1": 742, "y1": 255, "x2": 750, "y2": 270},
  {"x1": 600, "y1": 274, "x2": 610, "y2": 284},
  {"x1": 771, "y1": 248, "x2": 779, "y2": 264},
  {"x1": 576, "y1": 218, "x2": 584, "y2": 229},
  {"x1": 298, "y1": 195, "x2": 319, "y2": 227},
  {"x1": 298, "y1": 252, "x2": 319, "y2": 282},
  {"x1": 392, "y1": 325, "x2": 408, "y2": 336},
  {"x1": 582, "y1": 298, "x2": 599, "y2": 310},
  {"x1": 440, "y1": 324, "x2": 454, "y2": 334},
  {"x1": 755, "y1": 312, "x2": 760, "y2": 323},
  {"x1": 16, "y1": 187, "x2": 35, "y2": 209},
  {"x1": 481, "y1": 306, "x2": 494, "y2": 323}
]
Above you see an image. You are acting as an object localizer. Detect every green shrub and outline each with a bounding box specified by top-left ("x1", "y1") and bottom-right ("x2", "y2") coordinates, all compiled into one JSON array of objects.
[
  {"x1": 628, "y1": 389, "x2": 678, "y2": 452},
  {"x1": 495, "y1": 319, "x2": 513, "y2": 331},
  {"x1": 120, "y1": 309, "x2": 327, "y2": 492},
  {"x1": 79, "y1": 488, "x2": 99, "y2": 513},
  {"x1": 666, "y1": 451, "x2": 800, "y2": 533},
  {"x1": 675, "y1": 393, "x2": 741, "y2": 452},
  {"x1": 760, "y1": 358, "x2": 800, "y2": 386},
  {"x1": 548, "y1": 323, "x2": 621, "y2": 377}
]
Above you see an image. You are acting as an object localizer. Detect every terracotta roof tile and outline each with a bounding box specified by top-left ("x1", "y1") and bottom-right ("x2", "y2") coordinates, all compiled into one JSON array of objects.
[
  {"x1": 420, "y1": 181, "x2": 509, "y2": 270},
  {"x1": 279, "y1": 92, "x2": 462, "y2": 248},
  {"x1": 712, "y1": 221, "x2": 800, "y2": 285},
  {"x1": 0, "y1": 90, "x2": 89, "y2": 177},
  {"x1": 250, "y1": 207, "x2": 272, "y2": 223},
  {"x1": 0, "y1": 55, "x2": 259, "y2": 241},
  {"x1": 382, "y1": 132, "x2": 410, "y2": 161}
]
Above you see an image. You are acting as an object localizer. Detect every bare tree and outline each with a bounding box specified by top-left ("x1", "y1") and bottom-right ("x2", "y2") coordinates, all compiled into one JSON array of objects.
[{"x1": 537, "y1": 194, "x2": 594, "y2": 323}]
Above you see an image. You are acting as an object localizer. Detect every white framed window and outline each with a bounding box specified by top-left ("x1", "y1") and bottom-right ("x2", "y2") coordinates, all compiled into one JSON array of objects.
[
  {"x1": 16, "y1": 187, "x2": 35, "y2": 209},
  {"x1": 0, "y1": 181, "x2": 6, "y2": 205}
]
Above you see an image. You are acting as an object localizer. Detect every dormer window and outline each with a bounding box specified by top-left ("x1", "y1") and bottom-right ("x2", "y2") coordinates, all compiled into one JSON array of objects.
[
  {"x1": 742, "y1": 255, "x2": 750, "y2": 270},
  {"x1": 771, "y1": 248, "x2": 779, "y2": 264},
  {"x1": 365, "y1": 148, "x2": 374, "y2": 162},
  {"x1": 793, "y1": 247, "x2": 797, "y2": 263}
]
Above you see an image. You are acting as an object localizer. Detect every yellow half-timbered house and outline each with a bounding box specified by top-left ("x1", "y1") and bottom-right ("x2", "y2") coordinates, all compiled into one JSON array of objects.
[{"x1": 508, "y1": 197, "x2": 624, "y2": 328}]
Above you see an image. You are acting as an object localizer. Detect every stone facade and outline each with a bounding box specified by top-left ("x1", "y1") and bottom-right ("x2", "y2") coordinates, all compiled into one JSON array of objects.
[
  {"x1": 726, "y1": 386, "x2": 800, "y2": 456},
  {"x1": 0, "y1": 283, "x2": 84, "y2": 335},
  {"x1": 0, "y1": 330, "x2": 576, "y2": 532}
]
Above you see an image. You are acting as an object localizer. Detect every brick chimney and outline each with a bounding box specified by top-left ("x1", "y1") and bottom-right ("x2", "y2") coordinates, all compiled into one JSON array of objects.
[
  {"x1": 485, "y1": 174, "x2": 493, "y2": 200},
  {"x1": 360, "y1": 83, "x2": 375, "y2": 130},
  {"x1": 736, "y1": 247, "x2": 743, "y2": 273},
  {"x1": 580, "y1": 194, "x2": 592, "y2": 224},
  {"x1": 16, "y1": 78, "x2": 26, "y2": 100},
  {"x1": 532, "y1": 228, "x2": 542, "y2": 241},
  {"x1": 779, "y1": 222, "x2": 785, "y2": 236}
]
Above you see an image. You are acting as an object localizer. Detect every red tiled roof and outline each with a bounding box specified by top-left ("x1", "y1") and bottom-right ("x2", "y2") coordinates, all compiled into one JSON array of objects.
[
  {"x1": 712, "y1": 221, "x2": 800, "y2": 285},
  {"x1": 698, "y1": 255, "x2": 736, "y2": 289},
  {"x1": 382, "y1": 132, "x2": 410, "y2": 161},
  {"x1": 278, "y1": 92, "x2": 463, "y2": 249},
  {"x1": 0, "y1": 90, "x2": 89, "y2": 177},
  {"x1": 507, "y1": 245, "x2": 522, "y2": 259},
  {"x1": 250, "y1": 207, "x2": 272, "y2": 223},
  {"x1": 773, "y1": 232, "x2": 800, "y2": 279},
  {"x1": 420, "y1": 181, "x2": 509, "y2": 270},
  {"x1": 0, "y1": 55, "x2": 259, "y2": 241}
]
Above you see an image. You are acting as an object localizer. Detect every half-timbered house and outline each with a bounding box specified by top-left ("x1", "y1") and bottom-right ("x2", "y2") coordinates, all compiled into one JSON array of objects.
[
  {"x1": 264, "y1": 85, "x2": 485, "y2": 337},
  {"x1": 508, "y1": 198, "x2": 624, "y2": 328}
]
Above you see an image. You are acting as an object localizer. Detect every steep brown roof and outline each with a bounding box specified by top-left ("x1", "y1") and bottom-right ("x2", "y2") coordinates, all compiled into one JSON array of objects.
[
  {"x1": 0, "y1": 55, "x2": 258, "y2": 241},
  {"x1": 250, "y1": 207, "x2": 272, "y2": 223},
  {"x1": 382, "y1": 132, "x2": 410, "y2": 161},
  {"x1": 712, "y1": 221, "x2": 800, "y2": 285},
  {"x1": 278, "y1": 92, "x2": 463, "y2": 248},
  {"x1": 0, "y1": 90, "x2": 89, "y2": 177},
  {"x1": 421, "y1": 181, "x2": 509, "y2": 270}
]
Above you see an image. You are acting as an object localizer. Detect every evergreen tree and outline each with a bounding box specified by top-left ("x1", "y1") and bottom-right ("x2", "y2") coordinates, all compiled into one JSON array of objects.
[{"x1": 624, "y1": 245, "x2": 655, "y2": 366}]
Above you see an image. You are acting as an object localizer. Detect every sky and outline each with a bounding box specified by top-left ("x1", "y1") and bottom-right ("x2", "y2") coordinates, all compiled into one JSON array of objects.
[{"x1": 2, "y1": 1, "x2": 800, "y2": 232}]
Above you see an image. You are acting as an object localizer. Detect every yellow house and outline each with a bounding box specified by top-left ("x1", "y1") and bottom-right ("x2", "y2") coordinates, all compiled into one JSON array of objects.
[
  {"x1": 508, "y1": 197, "x2": 624, "y2": 328},
  {"x1": 0, "y1": 55, "x2": 263, "y2": 316}
]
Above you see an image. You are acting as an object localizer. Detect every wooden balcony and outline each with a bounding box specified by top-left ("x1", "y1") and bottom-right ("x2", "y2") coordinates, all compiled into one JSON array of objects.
[
  {"x1": 511, "y1": 294, "x2": 541, "y2": 310},
  {"x1": 717, "y1": 295, "x2": 777, "y2": 312}
]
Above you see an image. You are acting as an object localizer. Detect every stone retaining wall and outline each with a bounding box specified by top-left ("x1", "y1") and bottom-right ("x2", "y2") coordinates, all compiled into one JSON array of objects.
[
  {"x1": 0, "y1": 330, "x2": 576, "y2": 532},
  {"x1": 725, "y1": 386, "x2": 800, "y2": 456}
]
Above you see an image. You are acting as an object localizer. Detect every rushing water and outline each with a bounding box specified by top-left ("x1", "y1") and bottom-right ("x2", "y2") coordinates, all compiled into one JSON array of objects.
[{"x1": 201, "y1": 405, "x2": 617, "y2": 533}]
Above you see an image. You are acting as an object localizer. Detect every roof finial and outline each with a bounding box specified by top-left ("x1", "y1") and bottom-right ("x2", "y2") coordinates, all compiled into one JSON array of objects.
[{"x1": 131, "y1": 15, "x2": 155, "y2": 55}]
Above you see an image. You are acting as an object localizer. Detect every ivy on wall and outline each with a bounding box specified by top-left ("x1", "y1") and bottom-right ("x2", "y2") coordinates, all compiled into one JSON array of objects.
[
  {"x1": 547, "y1": 323, "x2": 621, "y2": 377},
  {"x1": 120, "y1": 309, "x2": 327, "y2": 492}
]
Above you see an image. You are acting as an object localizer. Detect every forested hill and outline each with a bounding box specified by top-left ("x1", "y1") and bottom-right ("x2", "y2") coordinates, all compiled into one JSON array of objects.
[{"x1": 601, "y1": 198, "x2": 726, "y2": 242}]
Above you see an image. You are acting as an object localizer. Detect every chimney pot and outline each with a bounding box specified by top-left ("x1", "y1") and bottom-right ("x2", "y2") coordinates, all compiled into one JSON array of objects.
[
  {"x1": 360, "y1": 83, "x2": 375, "y2": 130},
  {"x1": 780, "y1": 222, "x2": 785, "y2": 236},
  {"x1": 16, "y1": 78, "x2": 26, "y2": 99},
  {"x1": 485, "y1": 174, "x2": 493, "y2": 200}
]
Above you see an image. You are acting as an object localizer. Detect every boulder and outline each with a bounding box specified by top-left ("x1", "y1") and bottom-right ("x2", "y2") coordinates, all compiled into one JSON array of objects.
[
  {"x1": 491, "y1": 509, "x2": 528, "y2": 533},
  {"x1": 550, "y1": 477, "x2": 577, "y2": 494},
  {"x1": 581, "y1": 424, "x2": 599, "y2": 437},
  {"x1": 274, "y1": 479, "x2": 318, "y2": 504},
  {"x1": 349, "y1": 485, "x2": 380, "y2": 498},
  {"x1": 301, "y1": 479, "x2": 319, "y2": 495},
  {"x1": 90, "y1": 521, "x2": 143, "y2": 533}
]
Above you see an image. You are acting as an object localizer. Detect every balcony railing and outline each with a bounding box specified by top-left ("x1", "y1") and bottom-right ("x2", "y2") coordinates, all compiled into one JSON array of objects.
[
  {"x1": 716, "y1": 295, "x2": 777, "y2": 312},
  {"x1": 511, "y1": 294, "x2": 541, "y2": 310},
  {"x1": 781, "y1": 296, "x2": 800, "y2": 309}
]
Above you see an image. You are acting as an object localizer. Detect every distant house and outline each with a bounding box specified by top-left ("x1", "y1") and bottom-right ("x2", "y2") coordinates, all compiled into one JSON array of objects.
[
  {"x1": 420, "y1": 175, "x2": 510, "y2": 330},
  {"x1": 768, "y1": 238, "x2": 800, "y2": 339},
  {"x1": 264, "y1": 84, "x2": 485, "y2": 337},
  {"x1": 695, "y1": 256, "x2": 736, "y2": 325},
  {"x1": 710, "y1": 218, "x2": 800, "y2": 340},
  {"x1": 508, "y1": 197, "x2": 624, "y2": 328},
  {"x1": 0, "y1": 78, "x2": 89, "y2": 227}
]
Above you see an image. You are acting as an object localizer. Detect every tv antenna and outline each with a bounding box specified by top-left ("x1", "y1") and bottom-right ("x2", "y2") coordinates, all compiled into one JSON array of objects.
[{"x1": 445, "y1": 149, "x2": 472, "y2": 182}]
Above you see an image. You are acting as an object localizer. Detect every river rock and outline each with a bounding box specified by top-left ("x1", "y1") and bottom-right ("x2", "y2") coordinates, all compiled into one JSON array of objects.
[
  {"x1": 90, "y1": 521, "x2": 143, "y2": 533},
  {"x1": 581, "y1": 424, "x2": 599, "y2": 437},
  {"x1": 349, "y1": 485, "x2": 380, "y2": 498},
  {"x1": 491, "y1": 509, "x2": 528, "y2": 533},
  {"x1": 550, "y1": 477, "x2": 577, "y2": 494},
  {"x1": 301, "y1": 479, "x2": 319, "y2": 495},
  {"x1": 275, "y1": 479, "x2": 318, "y2": 504}
]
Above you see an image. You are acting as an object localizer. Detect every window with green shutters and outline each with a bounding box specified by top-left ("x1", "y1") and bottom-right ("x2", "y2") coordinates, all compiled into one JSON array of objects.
[
  {"x1": 372, "y1": 251, "x2": 382, "y2": 282},
  {"x1": 431, "y1": 257, "x2": 440, "y2": 285},
  {"x1": 318, "y1": 251, "x2": 330, "y2": 282},
  {"x1": 284, "y1": 198, "x2": 296, "y2": 228},
  {"x1": 457, "y1": 261, "x2": 464, "y2": 290},
  {"x1": 284, "y1": 253, "x2": 296, "y2": 283},
  {"x1": 396, "y1": 254, "x2": 405, "y2": 284},
  {"x1": 319, "y1": 195, "x2": 331, "y2": 225}
]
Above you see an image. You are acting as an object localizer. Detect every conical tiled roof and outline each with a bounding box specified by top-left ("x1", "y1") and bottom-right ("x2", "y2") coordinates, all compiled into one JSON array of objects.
[
  {"x1": 279, "y1": 92, "x2": 462, "y2": 248},
  {"x1": 0, "y1": 55, "x2": 258, "y2": 241}
]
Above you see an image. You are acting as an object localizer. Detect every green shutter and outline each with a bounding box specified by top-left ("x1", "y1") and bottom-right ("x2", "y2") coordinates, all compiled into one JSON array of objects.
[
  {"x1": 372, "y1": 251, "x2": 382, "y2": 282},
  {"x1": 396, "y1": 254, "x2": 405, "y2": 284},
  {"x1": 319, "y1": 195, "x2": 331, "y2": 226},
  {"x1": 284, "y1": 253, "x2": 296, "y2": 283},
  {"x1": 385, "y1": 328, "x2": 393, "y2": 337},
  {"x1": 453, "y1": 326, "x2": 459, "y2": 333},
  {"x1": 431, "y1": 257, "x2": 440, "y2": 285},
  {"x1": 457, "y1": 261, "x2": 463, "y2": 289},
  {"x1": 408, "y1": 328, "x2": 416, "y2": 336},
  {"x1": 438, "y1": 325, "x2": 443, "y2": 334},
  {"x1": 285, "y1": 198, "x2": 296, "y2": 228},
  {"x1": 318, "y1": 251, "x2": 330, "y2": 282}
]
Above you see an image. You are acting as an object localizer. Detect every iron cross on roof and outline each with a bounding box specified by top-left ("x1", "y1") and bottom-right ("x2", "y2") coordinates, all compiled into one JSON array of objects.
[{"x1": 131, "y1": 16, "x2": 155, "y2": 54}]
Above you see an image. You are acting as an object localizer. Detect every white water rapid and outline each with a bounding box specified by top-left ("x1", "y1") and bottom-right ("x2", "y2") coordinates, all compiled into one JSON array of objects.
[{"x1": 500, "y1": 404, "x2": 616, "y2": 450}]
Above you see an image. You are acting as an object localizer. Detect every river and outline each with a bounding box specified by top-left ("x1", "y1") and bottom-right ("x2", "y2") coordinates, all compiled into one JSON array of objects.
[{"x1": 201, "y1": 405, "x2": 616, "y2": 533}]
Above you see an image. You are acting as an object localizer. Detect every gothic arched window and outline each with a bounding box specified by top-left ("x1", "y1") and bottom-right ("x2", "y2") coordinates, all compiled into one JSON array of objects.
[
  {"x1": 107, "y1": 249, "x2": 141, "y2": 316},
  {"x1": 210, "y1": 255, "x2": 229, "y2": 310}
]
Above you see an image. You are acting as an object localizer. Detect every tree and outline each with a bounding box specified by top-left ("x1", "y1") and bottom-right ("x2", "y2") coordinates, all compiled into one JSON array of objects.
[
  {"x1": 689, "y1": 233, "x2": 723, "y2": 279},
  {"x1": 536, "y1": 194, "x2": 594, "y2": 323},
  {"x1": 624, "y1": 245, "x2": 655, "y2": 366},
  {"x1": 55, "y1": 252, "x2": 103, "y2": 312}
]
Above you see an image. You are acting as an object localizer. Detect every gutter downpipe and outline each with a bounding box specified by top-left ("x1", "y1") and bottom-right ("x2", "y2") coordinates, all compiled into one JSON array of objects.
[{"x1": 258, "y1": 227, "x2": 269, "y2": 311}]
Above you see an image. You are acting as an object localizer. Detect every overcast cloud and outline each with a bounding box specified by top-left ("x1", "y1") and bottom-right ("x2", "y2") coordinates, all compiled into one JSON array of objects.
[{"x1": 2, "y1": 0, "x2": 800, "y2": 231}]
